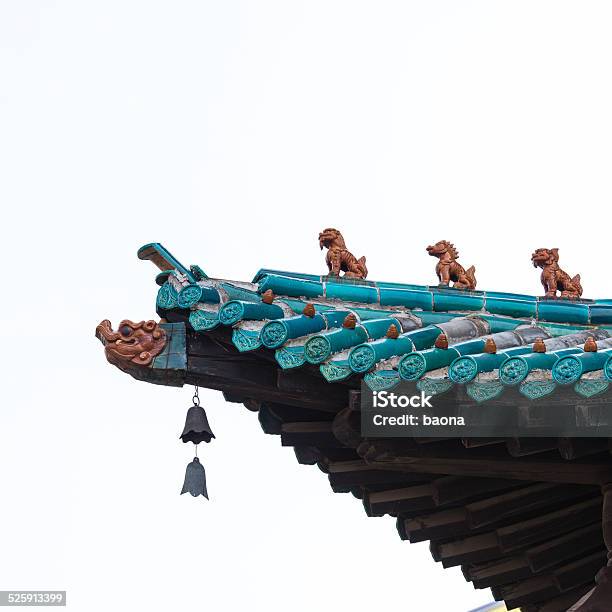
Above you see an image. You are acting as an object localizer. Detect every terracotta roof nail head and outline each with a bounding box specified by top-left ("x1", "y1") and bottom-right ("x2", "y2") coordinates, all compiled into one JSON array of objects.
[
  {"x1": 386, "y1": 324, "x2": 399, "y2": 339},
  {"x1": 343, "y1": 313, "x2": 357, "y2": 329},
  {"x1": 533, "y1": 338, "x2": 547, "y2": 353},
  {"x1": 435, "y1": 333, "x2": 449, "y2": 350},
  {"x1": 261, "y1": 289, "x2": 275, "y2": 304},
  {"x1": 484, "y1": 338, "x2": 497, "y2": 354},
  {"x1": 303, "y1": 303, "x2": 316, "y2": 318},
  {"x1": 584, "y1": 336, "x2": 598, "y2": 352}
]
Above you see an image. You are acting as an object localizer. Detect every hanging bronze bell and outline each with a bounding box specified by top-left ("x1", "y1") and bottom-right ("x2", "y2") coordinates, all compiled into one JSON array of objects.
[
  {"x1": 180, "y1": 405, "x2": 215, "y2": 444},
  {"x1": 180, "y1": 457, "x2": 208, "y2": 499}
]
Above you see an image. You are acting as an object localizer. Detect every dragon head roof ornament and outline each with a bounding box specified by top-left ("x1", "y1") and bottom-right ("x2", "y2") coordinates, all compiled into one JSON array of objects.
[{"x1": 96, "y1": 319, "x2": 167, "y2": 368}]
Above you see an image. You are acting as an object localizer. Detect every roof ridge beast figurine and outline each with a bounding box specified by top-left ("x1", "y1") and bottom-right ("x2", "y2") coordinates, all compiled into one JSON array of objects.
[
  {"x1": 427, "y1": 240, "x2": 477, "y2": 290},
  {"x1": 319, "y1": 228, "x2": 368, "y2": 279},
  {"x1": 531, "y1": 247, "x2": 583, "y2": 299}
]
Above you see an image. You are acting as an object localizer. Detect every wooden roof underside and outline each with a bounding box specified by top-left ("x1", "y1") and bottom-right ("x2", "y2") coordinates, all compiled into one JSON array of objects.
[{"x1": 183, "y1": 327, "x2": 612, "y2": 611}]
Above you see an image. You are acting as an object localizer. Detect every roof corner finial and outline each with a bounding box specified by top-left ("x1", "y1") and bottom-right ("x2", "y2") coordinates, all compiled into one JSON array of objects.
[
  {"x1": 426, "y1": 240, "x2": 476, "y2": 290},
  {"x1": 319, "y1": 228, "x2": 368, "y2": 279},
  {"x1": 434, "y1": 332, "x2": 449, "y2": 350},
  {"x1": 584, "y1": 336, "x2": 598, "y2": 352}
]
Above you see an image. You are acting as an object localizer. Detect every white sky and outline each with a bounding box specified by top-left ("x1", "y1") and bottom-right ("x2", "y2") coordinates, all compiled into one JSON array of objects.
[{"x1": 1, "y1": 2, "x2": 611, "y2": 611}]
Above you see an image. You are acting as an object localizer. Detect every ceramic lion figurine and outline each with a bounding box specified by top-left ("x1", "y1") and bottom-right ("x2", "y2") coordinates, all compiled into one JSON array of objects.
[
  {"x1": 531, "y1": 248, "x2": 582, "y2": 299},
  {"x1": 318, "y1": 228, "x2": 368, "y2": 279},
  {"x1": 426, "y1": 240, "x2": 477, "y2": 290}
]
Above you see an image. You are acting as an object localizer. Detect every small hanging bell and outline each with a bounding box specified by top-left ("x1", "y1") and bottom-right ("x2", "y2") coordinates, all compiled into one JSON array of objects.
[
  {"x1": 179, "y1": 387, "x2": 213, "y2": 500},
  {"x1": 180, "y1": 387, "x2": 215, "y2": 444},
  {"x1": 180, "y1": 405, "x2": 215, "y2": 444},
  {"x1": 180, "y1": 457, "x2": 208, "y2": 499}
]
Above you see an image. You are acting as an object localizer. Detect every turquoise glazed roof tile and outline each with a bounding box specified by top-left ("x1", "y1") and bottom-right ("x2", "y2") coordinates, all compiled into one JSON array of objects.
[{"x1": 147, "y1": 243, "x2": 612, "y2": 402}]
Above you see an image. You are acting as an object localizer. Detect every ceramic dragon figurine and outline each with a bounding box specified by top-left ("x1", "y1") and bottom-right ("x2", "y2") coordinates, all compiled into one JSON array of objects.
[
  {"x1": 319, "y1": 228, "x2": 368, "y2": 279},
  {"x1": 531, "y1": 248, "x2": 583, "y2": 299},
  {"x1": 427, "y1": 240, "x2": 477, "y2": 290}
]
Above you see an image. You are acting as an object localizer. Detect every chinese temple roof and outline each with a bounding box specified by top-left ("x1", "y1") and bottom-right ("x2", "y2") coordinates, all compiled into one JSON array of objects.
[
  {"x1": 97, "y1": 240, "x2": 612, "y2": 612},
  {"x1": 143, "y1": 242, "x2": 612, "y2": 402}
]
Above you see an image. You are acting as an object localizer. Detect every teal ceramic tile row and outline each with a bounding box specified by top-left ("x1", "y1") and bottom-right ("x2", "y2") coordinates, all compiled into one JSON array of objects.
[
  {"x1": 141, "y1": 244, "x2": 612, "y2": 397},
  {"x1": 499, "y1": 348, "x2": 581, "y2": 386},
  {"x1": 370, "y1": 324, "x2": 450, "y2": 381},
  {"x1": 433, "y1": 291, "x2": 485, "y2": 312},
  {"x1": 399, "y1": 324, "x2": 530, "y2": 382},
  {"x1": 253, "y1": 269, "x2": 612, "y2": 324},
  {"x1": 362, "y1": 317, "x2": 402, "y2": 337},
  {"x1": 590, "y1": 303, "x2": 612, "y2": 325},
  {"x1": 449, "y1": 346, "x2": 534, "y2": 384},
  {"x1": 499, "y1": 331, "x2": 612, "y2": 385},
  {"x1": 398, "y1": 347, "x2": 460, "y2": 381},
  {"x1": 378, "y1": 287, "x2": 434, "y2": 310},
  {"x1": 261, "y1": 310, "x2": 352, "y2": 349},
  {"x1": 553, "y1": 347, "x2": 612, "y2": 385},
  {"x1": 537, "y1": 301, "x2": 591, "y2": 325},
  {"x1": 311, "y1": 315, "x2": 410, "y2": 366},
  {"x1": 447, "y1": 327, "x2": 549, "y2": 383},
  {"x1": 325, "y1": 282, "x2": 378, "y2": 303},
  {"x1": 252, "y1": 268, "x2": 322, "y2": 283},
  {"x1": 483, "y1": 296, "x2": 537, "y2": 319},
  {"x1": 348, "y1": 334, "x2": 416, "y2": 373},
  {"x1": 177, "y1": 283, "x2": 221, "y2": 308},
  {"x1": 275, "y1": 311, "x2": 353, "y2": 367},
  {"x1": 304, "y1": 326, "x2": 369, "y2": 364},
  {"x1": 258, "y1": 274, "x2": 324, "y2": 298},
  {"x1": 402, "y1": 326, "x2": 447, "y2": 350},
  {"x1": 219, "y1": 300, "x2": 285, "y2": 325}
]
